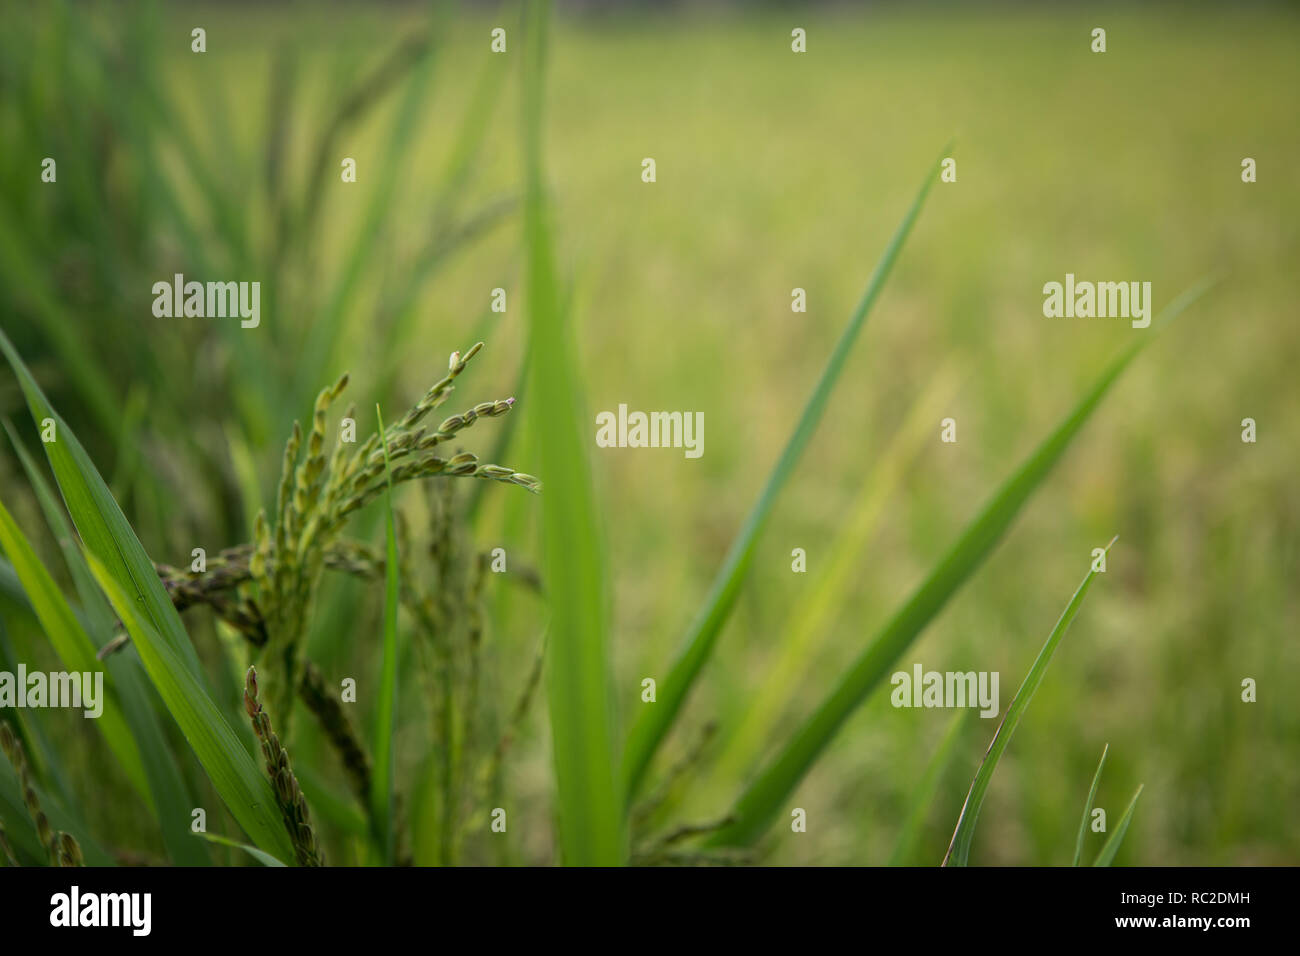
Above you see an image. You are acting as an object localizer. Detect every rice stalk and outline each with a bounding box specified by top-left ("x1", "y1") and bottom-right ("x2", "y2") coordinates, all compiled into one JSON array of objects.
[
  {"x1": 243, "y1": 667, "x2": 324, "y2": 867},
  {"x1": 0, "y1": 723, "x2": 80, "y2": 867},
  {"x1": 231, "y1": 344, "x2": 536, "y2": 735}
]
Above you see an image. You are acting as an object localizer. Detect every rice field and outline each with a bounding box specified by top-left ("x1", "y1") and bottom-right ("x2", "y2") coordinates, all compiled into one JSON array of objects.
[{"x1": 0, "y1": 1, "x2": 1296, "y2": 868}]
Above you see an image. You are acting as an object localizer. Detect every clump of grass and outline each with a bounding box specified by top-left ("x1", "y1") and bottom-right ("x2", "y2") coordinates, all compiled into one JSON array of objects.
[
  {"x1": 244, "y1": 666, "x2": 323, "y2": 867},
  {"x1": 0, "y1": 723, "x2": 82, "y2": 867}
]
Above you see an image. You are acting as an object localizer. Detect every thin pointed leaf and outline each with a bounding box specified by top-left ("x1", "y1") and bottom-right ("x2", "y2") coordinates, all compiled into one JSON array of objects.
[
  {"x1": 523, "y1": 0, "x2": 624, "y2": 865},
  {"x1": 622, "y1": 147, "x2": 950, "y2": 803},
  {"x1": 0, "y1": 497, "x2": 150, "y2": 801},
  {"x1": 0, "y1": 327, "x2": 204, "y2": 679},
  {"x1": 706, "y1": 277, "x2": 1214, "y2": 849},
  {"x1": 86, "y1": 555, "x2": 295, "y2": 863},
  {"x1": 1093, "y1": 785, "x2": 1144, "y2": 867},
  {"x1": 3, "y1": 424, "x2": 209, "y2": 864},
  {"x1": 5, "y1": 421, "x2": 115, "y2": 637},
  {"x1": 714, "y1": 364, "x2": 960, "y2": 783},
  {"x1": 1073, "y1": 743, "x2": 1109, "y2": 866},
  {"x1": 943, "y1": 540, "x2": 1115, "y2": 866}
]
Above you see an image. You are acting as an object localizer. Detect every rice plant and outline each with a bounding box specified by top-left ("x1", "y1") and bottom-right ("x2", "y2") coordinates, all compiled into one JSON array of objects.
[{"x1": 0, "y1": 0, "x2": 1253, "y2": 869}]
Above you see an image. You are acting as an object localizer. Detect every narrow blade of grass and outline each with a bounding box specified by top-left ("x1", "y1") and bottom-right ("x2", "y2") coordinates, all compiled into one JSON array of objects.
[
  {"x1": 621, "y1": 147, "x2": 950, "y2": 803},
  {"x1": 886, "y1": 710, "x2": 969, "y2": 866},
  {"x1": 0, "y1": 327, "x2": 204, "y2": 679},
  {"x1": 86, "y1": 555, "x2": 295, "y2": 862},
  {"x1": 0, "y1": 603, "x2": 77, "y2": 810},
  {"x1": 370, "y1": 404, "x2": 400, "y2": 865},
  {"x1": 713, "y1": 364, "x2": 960, "y2": 784},
  {"x1": 707, "y1": 278, "x2": 1214, "y2": 849},
  {"x1": 522, "y1": 0, "x2": 624, "y2": 865},
  {"x1": 943, "y1": 539, "x2": 1115, "y2": 866},
  {"x1": 0, "y1": 498, "x2": 150, "y2": 803},
  {"x1": 3, "y1": 423, "x2": 209, "y2": 864},
  {"x1": 1073, "y1": 743, "x2": 1109, "y2": 866},
  {"x1": 1093, "y1": 784, "x2": 1144, "y2": 866},
  {"x1": 4, "y1": 421, "x2": 116, "y2": 639}
]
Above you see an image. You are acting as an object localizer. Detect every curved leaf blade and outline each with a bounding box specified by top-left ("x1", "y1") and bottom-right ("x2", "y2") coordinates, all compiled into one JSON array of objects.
[
  {"x1": 0, "y1": 327, "x2": 203, "y2": 679},
  {"x1": 1093, "y1": 784, "x2": 1144, "y2": 867},
  {"x1": 622, "y1": 146, "x2": 951, "y2": 803},
  {"x1": 1073, "y1": 743, "x2": 1110, "y2": 866},
  {"x1": 87, "y1": 555, "x2": 295, "y2": 863},
  {"x1": 2, "y1": 428, "x2": 210, "y2": 865},
  {"x1": 0, "y1": 498, "x2": 150, "y2": 802},
  {"x1": 943, "y1": 540, "x2": 1114, "y2": 866},
  {"x1": 522, "y1": 0, "x2": 625, "y2": 865}
]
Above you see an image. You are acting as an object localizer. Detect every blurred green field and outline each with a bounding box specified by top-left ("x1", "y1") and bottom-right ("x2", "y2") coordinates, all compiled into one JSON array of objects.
[{"x1": 2, "y1": 2, "x2": 1297, "y2": 865}]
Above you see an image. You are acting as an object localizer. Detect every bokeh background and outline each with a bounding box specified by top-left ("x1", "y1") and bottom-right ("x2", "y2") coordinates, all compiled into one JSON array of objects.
[{"x1": 1, "y1": 0, "x2": 1296, "y2": 865}]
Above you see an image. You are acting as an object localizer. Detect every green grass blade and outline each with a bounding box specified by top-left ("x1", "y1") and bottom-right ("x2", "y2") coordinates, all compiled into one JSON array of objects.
[
  {"x1": 4, "y1": 421, "x2": 116, "y2": 638},
  {"x1": 196, "y1": 832, "x2": 288, "y2": 867},
  {"x1": 886, "y1": 710, "x2": 969, "y2": 866},
  {"x1": 370, "y1": 404, "x2": 400, "y2": 865},
  {"x1": 0, "y1": 498, "x2": 150, "y2": 802},
  {"x1": 713, "y1": 364, "x2": 960, "y2": 784},
  {"x1": 706, "y1": 279, "x2": 1214, "y2": 849},
  {"x1": 522, "y1": 0, "x2": 624, "y2": 865},
  {"x1": 621, "y1": 148, "x2": 950, "y2": 803},
  {"x1": 86, "y1": 554, "x2": 295, "y2": 862},
  {"x1": 0, "y1": 604, "x2": 77, "y2": 811},
  {"x1": 0, "y1": 327, "x2": 204, "y2": 680},
  {"x1": 1073, "y1": 743, "x2": 1109, "y2": 866},
  {"x1": 3, "y1": 424, "x2": 209, "y2": 865},
  {"x1": 943, "y1": 540, "x2": 1114, "y2": 866},
  {"x1": 1093, "y1": 784, "x2": 1144, "y2": 866},
  {"x1": 1, "y1": 327, "x2": 222, "y2": 865}
]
